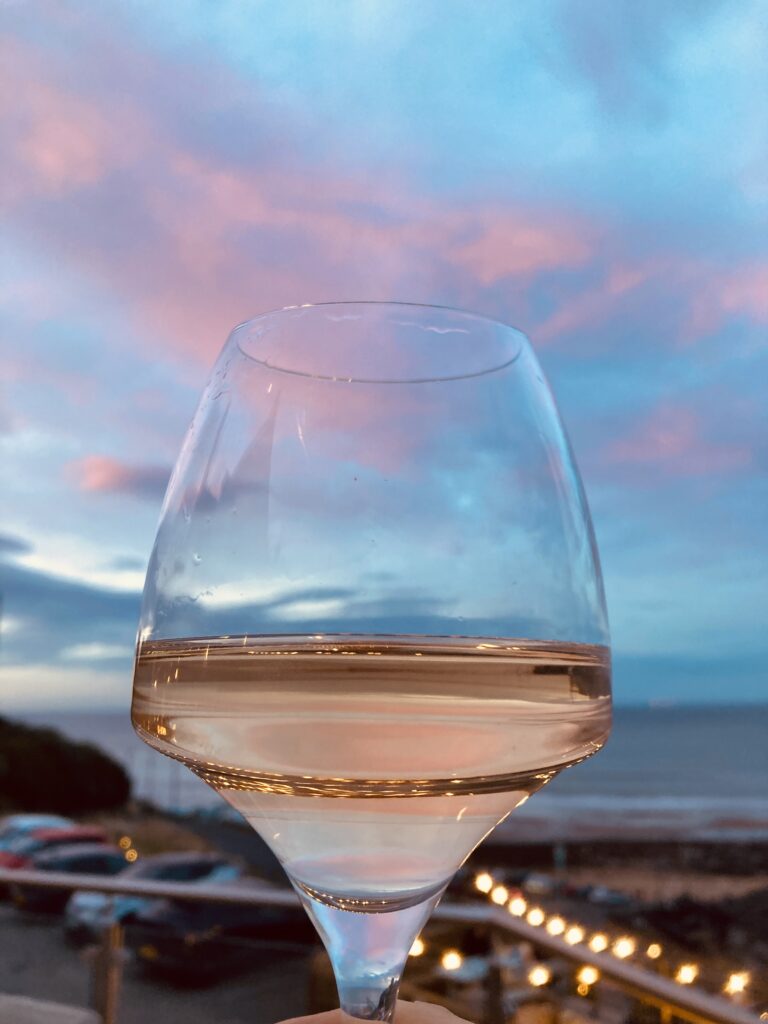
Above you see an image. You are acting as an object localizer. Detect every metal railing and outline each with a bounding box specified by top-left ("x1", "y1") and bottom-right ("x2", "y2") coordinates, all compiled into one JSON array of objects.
[{"x1": 0, "y1": 868, "x2": 761, "y2": 1024}]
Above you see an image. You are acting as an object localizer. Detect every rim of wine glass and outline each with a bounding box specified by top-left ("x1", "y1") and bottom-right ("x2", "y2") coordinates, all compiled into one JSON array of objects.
[{"x1": 231, "y1": 300, "x2": 527, "y2": 384}]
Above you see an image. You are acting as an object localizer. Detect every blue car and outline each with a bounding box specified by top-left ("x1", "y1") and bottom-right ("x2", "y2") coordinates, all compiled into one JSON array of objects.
[
  {"x1": 64, "y1": 851, "x2": 241, "y2": 943},
  {"x1": 11, "y1": 844, "x2": 128, "y2": 913}
]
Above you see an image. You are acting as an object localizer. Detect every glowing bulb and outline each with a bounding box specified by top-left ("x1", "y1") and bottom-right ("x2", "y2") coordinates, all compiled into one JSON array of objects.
[
  {"x1": 491, "y1": 884, "x2": 509, "y2": 905},
  {"x1": 724, "y1": 972, "x2": 750, "y2": 995},
  {"x1": 409, "y1": 937, "x2": 425, "y2": 957},
  {"x1": 546, "y1": 916, "x2": 566, "y2": 936},
  {"x1": 528, "y1": 964, "x2": 552, "y2": 987},
  {"x1": 646, "y1": 943, "x2": 663, "y2": 960},
  {"x1": 118, "y1": 836, "x2": 132, "y2": 850},
  {"x1": 441, "y1": 950, "x2": 463, "y2": 971},
  {"x1": 527, "y1": 907, "x2": 545, "y2": 926},
  {"x1": 577, "y1": 966, "x2": 600, "y2": 986},
  {"x1": 125, "y1": 848, "x2": 138, "y2": 862},
  {"x1": 565, "y1": 926, "x2": 585, "y2": 945},
  {"x1": 612, "y1": 937, "x2": 636, "y2": 959},
  {"x1": 508, "y1": 896, "x2": 527, "y2": 917},
  {"x1": 675, "y1": 964, "x2": 699, "y2": 985},
  {"x1": 474, "y1": 872, "x2": 493, "y2": 894},
  {"x1": 589, "y1": 933, "x2": 609, "y2": 953}
]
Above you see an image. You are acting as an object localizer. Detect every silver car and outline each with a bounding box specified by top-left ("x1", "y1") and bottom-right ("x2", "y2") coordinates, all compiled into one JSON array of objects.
[{"x1": 64, "y1": 851, "x2": 241, "y2": 942}]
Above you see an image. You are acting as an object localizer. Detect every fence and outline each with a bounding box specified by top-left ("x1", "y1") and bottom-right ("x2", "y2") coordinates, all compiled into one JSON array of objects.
[{"x1": 0, "y1": 868, "x2": 761, "y2": 1024}]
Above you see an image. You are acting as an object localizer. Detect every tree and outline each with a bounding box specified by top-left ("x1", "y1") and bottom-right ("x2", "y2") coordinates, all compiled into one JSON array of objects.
[{"x1": 0, "y1": 716, "x2": 131, "y2": 814}]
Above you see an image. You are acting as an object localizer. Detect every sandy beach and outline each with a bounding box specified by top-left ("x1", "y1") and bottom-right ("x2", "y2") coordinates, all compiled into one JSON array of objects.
[{"x1": 557, "y1": 865, "x2": 768, "y2": 903}]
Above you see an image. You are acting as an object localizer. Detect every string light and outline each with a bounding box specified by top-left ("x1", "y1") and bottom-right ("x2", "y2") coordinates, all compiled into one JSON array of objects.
[
  {"x1": 724, "y1": 972, "x2": 750, "y2": 996},
  {"x1": 675, "y1": 964, "x2": 699, "y2": 985},
  {"x1": 491, "y1": 884, "x2": 509, "y2": 905},
  {"x1": 125, "y1": 848, "x2": 138, "y2": 862},
  {"x1": 441, "y1": 950, "x2": 463, "y2": 971},
  {"x1": 474, "y1": 872, "x2": 493, "y2": 894},
  {"x1": 508, "y1": 896, "x2": 527, "y2": 917},
  {"x1": 527, "y1": 907, "x2": 545, "y2": 927},
  {"x1": 612, "y1": 937, "x2": 635, "y2": 959},
  {"x1": 577, "y1": 966, "x2": 600, "y2": 986},
  {"x1": 528, "y1": 964, "x2": 552, "y2": 987},
  {"x1": 118, "y1": 836, "x2": 132, "y2": 850},
  {"x1": 470, "y1": 876, "x2": 741, "y2": 996},
  {"x1": 409, "y1": 937, "x2": 425, "y2": 957}
]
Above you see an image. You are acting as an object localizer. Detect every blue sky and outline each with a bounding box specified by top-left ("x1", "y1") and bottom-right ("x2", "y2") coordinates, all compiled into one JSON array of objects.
[{"x1": 1, "y1": 1, "x2": 766, "y2": 708}]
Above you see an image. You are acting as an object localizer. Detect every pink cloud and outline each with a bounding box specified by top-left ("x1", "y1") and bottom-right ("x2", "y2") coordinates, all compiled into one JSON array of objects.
[
  {"x1": 602, "y1": 404, "x2": 752, "y2": 479},
  {"x1": 535, "y1": 254, "x2": 768, "y2": 350},
  {"x1": 1, "y1": 31, "x2": 600, "y2": 369},
  {"x1": 69, "y1": 455, "x2": 170, "y2": 499},
  {"x1": 686, "y1": 263, "x2": 768, "y2": 341},
  {"x1": 0, "y1": 40, "x2": 149, "y2": 203},
  {"x1": 534, "y1": 260, "x2": 663, "y2": 345},
  {"x1": 448, "y1": 216, "x2": 592, "y2": 286}
]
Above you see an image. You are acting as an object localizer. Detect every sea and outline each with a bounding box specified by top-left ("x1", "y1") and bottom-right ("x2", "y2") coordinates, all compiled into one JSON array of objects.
[{"x1": 17, "y1": 705, "x2": 768, "y2": 843}]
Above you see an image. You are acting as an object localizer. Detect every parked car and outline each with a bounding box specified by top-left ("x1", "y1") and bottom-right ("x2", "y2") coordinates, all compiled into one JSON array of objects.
[
  {"x1": 128, "y1": 879, "x2": 316, "y2": 983},
  {"x1": 10, "y1": 844, "x2": 129, "y2": 913},
  {"x1": 65, "y1": 852, "x2": 242, "y2": 943},
  {"x1": 0, "y1": 815, "x2": 74, "y2": 851},
  {"x1": 587, "y1": 885, "x2": 632, "y2": 908},
  {"x1": 0, "y1": 826, "x2": 108, "y2": 870}
]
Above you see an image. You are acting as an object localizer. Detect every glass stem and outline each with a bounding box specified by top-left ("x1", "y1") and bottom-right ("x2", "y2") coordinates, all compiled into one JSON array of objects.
[{"x1": 297, "y1": 888, "x2": 445, "y2": 1022}]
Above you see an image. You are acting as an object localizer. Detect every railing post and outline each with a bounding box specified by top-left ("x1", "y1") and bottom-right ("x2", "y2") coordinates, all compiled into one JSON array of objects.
[{"x1": 88, "y1": 922, "x2": 125, "y2": 1024}]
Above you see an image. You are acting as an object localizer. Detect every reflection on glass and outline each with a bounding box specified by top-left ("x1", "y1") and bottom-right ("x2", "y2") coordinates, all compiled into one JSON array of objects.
[{"x1": 131, "y1": 303, "x2": 611, "y2": 1021}]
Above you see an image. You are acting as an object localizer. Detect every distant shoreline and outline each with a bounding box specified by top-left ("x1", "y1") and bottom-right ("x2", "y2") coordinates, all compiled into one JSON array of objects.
[{"x1": 11, "y1": 706, "x2": 768, "y2": 842}]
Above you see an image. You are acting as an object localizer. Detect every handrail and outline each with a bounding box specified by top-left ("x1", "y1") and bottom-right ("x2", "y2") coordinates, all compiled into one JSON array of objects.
[
  {"x1": 0, "y1": 868, "x2": 298, "y2": 907},
  {"x1": 0, "y1": 868, "x2": 761, "y2": 1024},
  {"x1": 435, "y1": 904, "x2": 761, "y2": 1024}
]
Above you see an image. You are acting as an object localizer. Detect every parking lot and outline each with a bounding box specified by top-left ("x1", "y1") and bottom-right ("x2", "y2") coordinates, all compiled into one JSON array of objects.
[{"x1": 0, "y1": 905, "x2": 312, "y2": 1024}]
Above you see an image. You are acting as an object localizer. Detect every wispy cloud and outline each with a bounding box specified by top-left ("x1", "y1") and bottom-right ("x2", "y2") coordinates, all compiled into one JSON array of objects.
[
  {"x1": 602, "y1": 404, "x2": 753, "y2": 480},
  {"x1": 0, "y1": 533, "x2": 33, "y2": 557},
  {"x1": 69, "y1": 455, "x2": 170, "y2": 500}
]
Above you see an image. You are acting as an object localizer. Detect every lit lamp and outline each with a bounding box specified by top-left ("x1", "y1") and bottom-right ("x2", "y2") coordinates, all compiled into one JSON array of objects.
[
  {"x1": 577, "y1": 966, "x2": 599, "y2": 986},
  {"x1": 409, "y1": 937, "x2": 425, "y2": 957},
  {"x1": 565, "y1": 925, "x2": 585, "y2": 945},
  {"x1": 612, "y1": 937, "x2": 635, "y2": 959},
  {"x1": 441, "y1": 950, "x2": 463, "y2": 971},
  {"x1": 527, "y1": 907, "x2": 545, "y2": 927},
  {"x1": 576, "y1": 965, "x2": 600, "y2": 995},
  {"x1": 724, "y1": 972, "x2": 750, "y2": 996},
  {"x1": 545, "y1": 916, "x2": 566, "y2": 936},
  {"x1": 646, "y1": 943, "x2": 663, "y2": 960},
  {"x1": 528, "y1": 964, "x2": 552, "y2": 988},
  {"x1": 588, "y1": 933, "x2": 609, "y2": 953},
  {"x1": 508, "y1": 896, "x2": 527, "y2": 917},
  {"x1": 474, "y1": 872, "x2": 493, "y2": 894},
  {"x1": 491, "y1": 884, "x2": 509, "y2": 905},
  {"x1": 675, "y1": 964, "x2": 699, "y2": 985}
]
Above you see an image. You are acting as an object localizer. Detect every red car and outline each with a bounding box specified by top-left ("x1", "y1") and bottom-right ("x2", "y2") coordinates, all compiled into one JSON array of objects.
[{"x1": 0, "y1": 827, "x2": 108, "y2": 870}]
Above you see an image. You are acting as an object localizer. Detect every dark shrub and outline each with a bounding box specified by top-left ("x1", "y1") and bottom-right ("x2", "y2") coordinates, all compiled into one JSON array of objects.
[{"x1": 0, "y1": 716, "x2": 131, "y2": 814}]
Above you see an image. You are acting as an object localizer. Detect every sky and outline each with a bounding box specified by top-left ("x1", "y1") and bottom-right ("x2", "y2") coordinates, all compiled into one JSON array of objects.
[{"x1": 1, "y1": 0, "x2": 767, "y2": 710}]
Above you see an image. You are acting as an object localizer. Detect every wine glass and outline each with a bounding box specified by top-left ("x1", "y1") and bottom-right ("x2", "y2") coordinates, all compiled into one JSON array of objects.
[{"x1": 131, "y1": 302, "x2": 610, "y2": 1021}]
